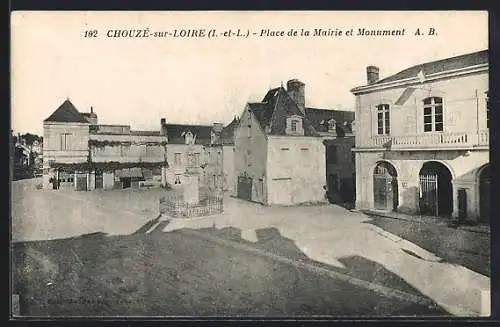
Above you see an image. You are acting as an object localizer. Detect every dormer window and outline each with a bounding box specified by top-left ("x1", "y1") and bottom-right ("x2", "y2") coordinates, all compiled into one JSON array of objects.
[{"x1": 286, "y1": 115, "x2": 304, "y2": 135}]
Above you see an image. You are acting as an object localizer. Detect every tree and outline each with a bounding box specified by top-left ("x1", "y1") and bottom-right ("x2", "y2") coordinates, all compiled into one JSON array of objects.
[{"x1": 21, "y1": 133, "x2": 42, "y2": 146}]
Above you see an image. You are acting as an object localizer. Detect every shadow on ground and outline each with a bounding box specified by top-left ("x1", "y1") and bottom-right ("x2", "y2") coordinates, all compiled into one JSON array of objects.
[
  {"x1": 12, "y1": 221, "x2": 449, "y2": 317},
  {"x1": 363, "y1": 216, "x2": 490, "y2": 277}
]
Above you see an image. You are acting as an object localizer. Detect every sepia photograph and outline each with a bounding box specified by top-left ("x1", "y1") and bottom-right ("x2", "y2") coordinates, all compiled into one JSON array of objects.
[{"x1": 10, "y1": 10, "x2": 490, "y2": 318}]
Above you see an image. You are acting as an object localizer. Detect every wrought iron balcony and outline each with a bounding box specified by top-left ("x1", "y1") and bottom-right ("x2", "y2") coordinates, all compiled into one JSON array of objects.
[{"x1": 370, "y1": 130, "x2": 489, "y2": 150}]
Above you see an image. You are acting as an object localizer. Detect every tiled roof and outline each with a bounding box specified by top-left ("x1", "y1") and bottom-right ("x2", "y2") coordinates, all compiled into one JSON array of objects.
[
  {"x1": 164, "y1": 124, "x2": 214, "y2": 145},
  {"x1": 219, "y1": 117, "x2": 240, "y2": 144},
  {"x1": 130, "y1": 130, "x2": 162, "y2": 136},
  {"x1": 373, "y1": 49, "x2": 488, "y2": 86},
  {"x1": 305, "y1": 108, "x2": 355, "y2": 133},
  {"x1": 248, "y1": 87, "x2": 354, "y2": 136},
  {"x1": 44, "y1": 99, "x2": 90, "y2": 123}
]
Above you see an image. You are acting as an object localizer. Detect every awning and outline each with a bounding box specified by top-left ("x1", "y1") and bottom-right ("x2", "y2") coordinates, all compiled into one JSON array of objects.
[{"x1": 116, "y1": 168, "x2": 143, "y2": 178}]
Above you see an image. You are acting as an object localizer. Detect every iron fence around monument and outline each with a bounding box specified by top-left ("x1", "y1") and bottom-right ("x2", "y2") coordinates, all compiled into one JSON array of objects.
[{"x1": 159, "y1": 188, "x2": 224, "y2": 218}]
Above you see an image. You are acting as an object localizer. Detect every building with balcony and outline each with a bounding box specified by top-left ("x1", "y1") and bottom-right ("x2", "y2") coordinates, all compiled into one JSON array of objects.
[
  {"x1": 234, "y1": 79, "x2": 355, "y2": 206},
  {"x1": 43, "y1": 99, "x2": 168, "y2": 190},
  {"x1": 351, "y1": 49, "x2": 489, "y2": 223}
]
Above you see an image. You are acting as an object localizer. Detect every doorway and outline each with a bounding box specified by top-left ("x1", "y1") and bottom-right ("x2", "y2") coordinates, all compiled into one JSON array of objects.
[
  {"x1": 373, "y1": 162, "x2": 398, "y2": 211},
  {"x1": 419, "y1": 161, "x2": 453, "y2": 217}
]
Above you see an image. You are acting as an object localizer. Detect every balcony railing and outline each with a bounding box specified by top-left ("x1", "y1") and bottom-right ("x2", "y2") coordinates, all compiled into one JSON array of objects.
[{"x1": 370, "y1": 130, "x2": 489, "y2": 150}]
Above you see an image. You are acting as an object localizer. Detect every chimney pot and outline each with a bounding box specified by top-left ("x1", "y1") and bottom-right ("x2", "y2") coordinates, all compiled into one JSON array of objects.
[{"x1": 366, "y1": 66, "x2": 380, "y2": 85}]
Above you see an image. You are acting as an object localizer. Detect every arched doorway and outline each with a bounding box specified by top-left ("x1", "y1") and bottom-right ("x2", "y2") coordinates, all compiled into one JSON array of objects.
[
  {"x1": 479, "y1": 165, "x2": 490, "y2": 223},
  {"x1": 373, "y1": 161, "x2": 398, "y2": 211},
  {"x1": 419, "y1": 161, "x2": 453, "y2": 217}
]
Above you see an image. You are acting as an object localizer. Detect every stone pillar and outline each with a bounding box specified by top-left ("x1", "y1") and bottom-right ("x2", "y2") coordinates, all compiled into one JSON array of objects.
[
  {"x1": 88, "y1": 171, "x2": 95, "y2": 190},
  {"x1": 451, "y1": 181, "x2": 459, "y2": 220},
  {"x1": 183, "y1": 174, "x2": 199, "y2": 205},
  {"x1": 161, "y1": 166, "x2": 167, "y2": 187}
]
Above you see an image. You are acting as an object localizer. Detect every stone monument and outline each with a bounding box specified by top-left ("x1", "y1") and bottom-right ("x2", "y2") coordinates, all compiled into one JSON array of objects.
[{"x1": 182, "y1": 132, "x2": 199, "y2": 205}]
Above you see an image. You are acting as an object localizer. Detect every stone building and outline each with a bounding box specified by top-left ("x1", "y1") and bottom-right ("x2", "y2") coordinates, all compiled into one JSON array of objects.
[
  {"x1": 351, "y1": 49, "x2": 489, "y2": 223},
  {"x1": 42, "y1": 99, "x2": 168, "y2": 190},
  {"x1": 160, "y1": 118, "x2": 237, "y2": 192},
  {"x1": 234, "y1": 79, "x2": 355, "y2": 206}
]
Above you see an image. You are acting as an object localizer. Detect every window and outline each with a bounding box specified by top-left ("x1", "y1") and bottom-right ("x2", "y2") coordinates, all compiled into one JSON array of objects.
[
  {"x1": 486, "y1": 91, "x2": 490, "y2": 129},
  {"x1": 326, "y1": 145, "x2": 338, "y2": 164},
  {"x1": 174, "y1": 153, "x2": 181, "y2": 166},
  {"x1": 60, "y1": 133, "x2": 72, "y2": 150},
  {"x1": 291, "y1": 120, "x2": 299, "y2": 132},
  {"x1": 376, "y1": 104, "x2": 390, "y2": 135},
  {"x1": 423, "y1": 97, "x2": 443, "y2": 132}
]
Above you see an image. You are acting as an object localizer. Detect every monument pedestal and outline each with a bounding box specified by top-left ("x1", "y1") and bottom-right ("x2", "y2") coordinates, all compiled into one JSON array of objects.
[{"x1": 183, "y1": 174, "x2": 199, "y2": 205}]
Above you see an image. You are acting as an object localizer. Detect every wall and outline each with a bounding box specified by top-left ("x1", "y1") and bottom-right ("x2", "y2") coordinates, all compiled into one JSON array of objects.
[
  {"x1": 354, "y1": 148, "x2": 489, "y2": 220},
  {"x1": 89, "y1": 134, "x2": 167, "y2": 163},
  {"x1": 325, "y1": 136, "x2": 356, "y2": 202},
  {"x1": 222, "y1": 145, "x2": 235, "y2": 193},
  {"x1": 103, "y1": 171, "x2": 114, "y2": 189},
  {"x1": 354, "y1": 71, "x2": 489, "y2": 149},
  {"x1": 165, "y1": 143, "x2": 204, "y2": 186},
  {"x1": 325, "y1": 136, "x2": 355, "y2": 179},
  {"x1": 43, "y1": 122, "x2": 90, "y2": 166},
  {"x1": 267, "y1": 135, "x2": 326, "y2": 205},
  {"x1": 233, "y1": 106, "x2": 268, "y2": 202}
]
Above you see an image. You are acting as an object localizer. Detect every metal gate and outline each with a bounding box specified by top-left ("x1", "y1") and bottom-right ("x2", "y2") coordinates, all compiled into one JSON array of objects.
[
  {"x1": 419, "y1": 174, "x2": 438, "y2": 216},
  {"x1": 237, "y1": 176, "x2": 252, "y2": 201},
  {"x1": 373, "y1": 173, "x2": 396, "y2": 211}
]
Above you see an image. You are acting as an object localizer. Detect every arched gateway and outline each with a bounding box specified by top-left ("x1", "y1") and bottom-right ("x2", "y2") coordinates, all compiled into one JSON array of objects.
[
  {"x1": 419, "y1": 161, "x2": 453, "y2": 217},
  {"x1": 373, "y1": 161, "x2": 398, "y2": 211}
]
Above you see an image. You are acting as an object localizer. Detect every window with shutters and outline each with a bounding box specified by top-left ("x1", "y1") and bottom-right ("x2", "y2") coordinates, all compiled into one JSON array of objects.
[
  {"x1": 60, "y1": 133, "x2": 72, "y2": 150},
  {"x1": 423, "y1": 97, "x2": 444, "y2": 132}
]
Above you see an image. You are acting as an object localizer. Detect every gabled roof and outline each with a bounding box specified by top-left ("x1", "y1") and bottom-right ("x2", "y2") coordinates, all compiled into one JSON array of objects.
[
  {"x1": 372, "y1": 49, "x2": 488, "y2": 86},
  {"x1": 219, "y1": 117, "x2": 240, "y2": 144},
  {"x1": 248, "y1": 87, "x2": 318, "y2": 136},
  {"x1": 305, "y1": 108, "x2": 355, "y2": 133},
  {"x1": 164, "y1": 123, "x2": 214, "y2": 145},
  {"x1": 44, "y1": 99, "x2": 90, "y2": 124}
]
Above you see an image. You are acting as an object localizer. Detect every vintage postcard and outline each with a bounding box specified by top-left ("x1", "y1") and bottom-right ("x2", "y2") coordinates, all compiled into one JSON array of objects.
[{"x1": 10, "y1": 10, "x2": 490, "y2": 318}]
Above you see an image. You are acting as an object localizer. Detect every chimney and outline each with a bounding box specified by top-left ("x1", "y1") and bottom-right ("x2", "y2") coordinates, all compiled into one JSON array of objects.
[
  {"x1": 286, "y1": 79, "x2": 306, "y2": 114},
  {"x1": 87, "y1": 106, "x2": 98, "y2": 125},
  {"x1": 160, "y1": 118, "x2": 167, "y2": 136},
  {"x1": 366, "y1": 66, "x2": 379, "y2": 85}
]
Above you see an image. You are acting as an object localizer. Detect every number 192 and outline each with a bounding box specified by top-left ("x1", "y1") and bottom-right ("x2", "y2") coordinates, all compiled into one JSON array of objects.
[{"x1": 84, "y1": 30, "x2": 98, "y2": 38}]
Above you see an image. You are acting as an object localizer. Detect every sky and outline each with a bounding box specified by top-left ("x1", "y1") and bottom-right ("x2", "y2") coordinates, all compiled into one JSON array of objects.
[{"x1": 11, "y1": 11, "x2": 488, "y2": 136}]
